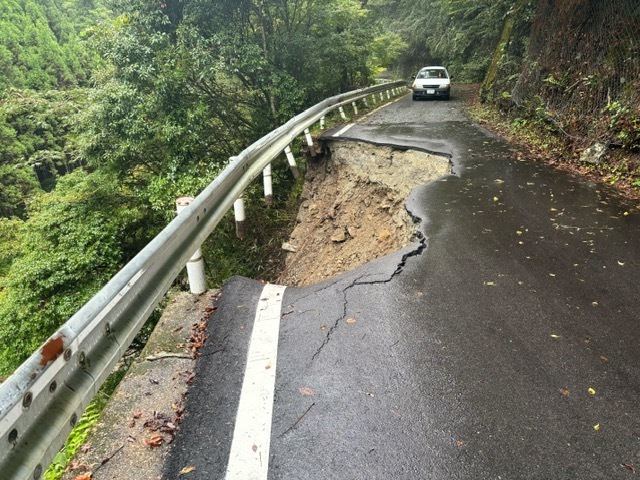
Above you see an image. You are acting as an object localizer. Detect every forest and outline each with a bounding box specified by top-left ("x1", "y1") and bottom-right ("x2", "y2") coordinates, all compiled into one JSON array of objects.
[{"x1": 1, "y1": 0, "x2": 639, "y2": 377}]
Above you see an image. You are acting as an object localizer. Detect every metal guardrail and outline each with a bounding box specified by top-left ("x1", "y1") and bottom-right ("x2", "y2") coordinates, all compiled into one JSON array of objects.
[{"x1": 0, "y1": 81, "x2": 407, "y2": 479}]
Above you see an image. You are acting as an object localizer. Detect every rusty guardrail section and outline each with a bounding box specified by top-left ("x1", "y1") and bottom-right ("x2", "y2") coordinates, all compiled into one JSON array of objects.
[{"x1": 0, "y1": 81, "x2": 407, "y2": 479}]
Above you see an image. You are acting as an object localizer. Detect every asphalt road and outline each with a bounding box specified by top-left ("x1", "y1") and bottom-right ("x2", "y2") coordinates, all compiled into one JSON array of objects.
[{"x1": 165, "y1": 90, "x2": 640, "y2": 479}]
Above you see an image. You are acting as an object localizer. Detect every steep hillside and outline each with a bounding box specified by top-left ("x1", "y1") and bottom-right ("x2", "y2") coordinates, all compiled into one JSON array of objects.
[{"x1": 481, "y1": 0, "x2": 640, "y2": 191}]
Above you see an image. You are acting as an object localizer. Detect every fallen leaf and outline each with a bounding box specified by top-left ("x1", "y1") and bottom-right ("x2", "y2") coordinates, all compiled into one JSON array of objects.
[
  {"x1": 591, "y1": 301, "x2": 599, "y2": 307},
  {"x1": 252, "y1": 445, "x2": 258, "y2": 453},
  {"x1": 516, "y1": 230, "x2": 523, "y2": 235},
  {"x1": 72, "y1": 474, "x2": 92, "y2": 480},
  {"x1": 319, "y1": 325, "x2": 327, "y2": 330},
  {"x1": 559, "y1": 388, "x2": 570, "y2": 396},
  {"x1": 299, "y1": 386, "x2": 315, "y2": 396},
  {"x1": 346, "y1": 317, "x2": 357, "y2": 324},
  {"x1": 588, "y1": 388, "x2": 596, "y2": 395},
  {"x1": 550, "y1": 334, "x2": 561, "y2": 339},
  {"x1": 484, "y1": 281, "x2": 496, "y2": 286},
  {"x1": 593, "y1": 424, "x2": 600, "y2": 431},
  {"x1": 617, "y1": 261, "x2": 625, "y2": 266},
  {"x1": 600, "y1": 356, "x2": 608, "y2": 362},
  {"x1": 493, "y1": 196, "x2": 499, "y2": 202},
  {"x1": 622, "y1": 463, "x2": 635, "y2": 473},
  {"x1": 142, "y1": 435, "x2": 164, "y2": 448},
  {"x1": 365, "y1": 392, "x2": 375, "y2": 397},
  {"x1": 456, "y1": 441, "x2": 464, "y2": 446},
  {"x1": 179, "y1": 466, "x2": 197, "y2": 475},
  {"x1": 132, "y1": 412, "x2": 143, "y2": 419}
]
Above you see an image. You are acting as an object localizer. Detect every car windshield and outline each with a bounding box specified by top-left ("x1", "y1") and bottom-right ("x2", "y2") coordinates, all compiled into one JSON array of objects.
[{"x1": 417, "y1": 69, "x2": 447, "y2": 79}]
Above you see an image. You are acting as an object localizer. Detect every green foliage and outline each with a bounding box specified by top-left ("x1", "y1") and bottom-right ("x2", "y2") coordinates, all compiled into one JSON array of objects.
[
  {"x1": 0, "y1": 164, "x2": 40, "y2": 218},
  {"x1": 0, "y1": 88, "x2": 90, "y2": 215},
  {"x1": 0, "y1": 217, "x2": 24, "y2": 278},
  {"x1": 0, "y1": 0, "x2": 107, "y2": 92},
  {"x1": 0, "y1": 170, "x2": 157, "y2": 375}
]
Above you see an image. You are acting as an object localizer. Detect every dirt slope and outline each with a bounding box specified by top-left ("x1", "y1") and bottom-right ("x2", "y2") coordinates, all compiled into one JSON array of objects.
[{"x1": 278, "y1": 141, "x2": 450, "y2": 286}]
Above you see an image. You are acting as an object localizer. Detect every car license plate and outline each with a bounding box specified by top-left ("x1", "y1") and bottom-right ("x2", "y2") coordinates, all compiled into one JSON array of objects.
[{"x1": 427, "y1": 89, "x2": 435, "y2": 94}]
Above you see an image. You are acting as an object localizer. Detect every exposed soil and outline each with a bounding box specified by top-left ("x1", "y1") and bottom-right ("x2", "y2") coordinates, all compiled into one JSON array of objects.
[{"x1": 277, "y1": 140, "x2": 450, "y2": 286}]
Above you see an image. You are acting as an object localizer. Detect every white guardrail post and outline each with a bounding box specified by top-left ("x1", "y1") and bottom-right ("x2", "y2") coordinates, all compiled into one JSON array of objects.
[
  {"x1": 0, "y1": 80, "x2": 406, "y2": 479},
  {"x1": 176, "y1": 197, "x2": 207, "y2": 294},
  {"x1": 263, "y1": 163, "x2": 273, "y2": 206},
  {"x1": 234, "y1": 194, "x2": 247, "y2": 239},
  {"x1": 284, "y1": 146, "x2": 300, "y2": 179}
]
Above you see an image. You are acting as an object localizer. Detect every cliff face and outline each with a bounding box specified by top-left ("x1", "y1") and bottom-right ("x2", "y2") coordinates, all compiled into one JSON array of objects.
[{"x1": 483, "y1": 0, "x2": 640, "y2": 152}]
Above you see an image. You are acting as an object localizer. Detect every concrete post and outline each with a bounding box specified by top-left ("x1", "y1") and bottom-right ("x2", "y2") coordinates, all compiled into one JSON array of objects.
[
  {"x1": 351, "y1": 101, "x2": 358, "y2": 116},
  {"x1": 320, "y1": 116, "x2": 326, "y2": 130},
  {"x1": 338, "y1": 106, "x2": 347, "y2": 120},
  {"x1": 363, "y1": 97, "x2": 369, "y2": 108},
  {"x1": 234, "y1": 195, "x2": 247, "y2": 239},
  {"x1": 263, "y1": 163, "x2": 273, "y2": 206},
  {"x1": 371, "y1": 94, "x2": 377, "y2": 104},
  {"x1": 284, "y1": 145, "x2": 300, "y2": 179},
  {"x1": 386, "y1": 90, "x2": 391, "y2": 100},
  {"x1": 379, "y1": 92, "x2": 384, "y2": 102},
  {"x1": 303, "y1": 128, "x2": 316, "y2": 155},
  {"x1": 175, "y1": 197, "x2": 207, "y2": 294}
]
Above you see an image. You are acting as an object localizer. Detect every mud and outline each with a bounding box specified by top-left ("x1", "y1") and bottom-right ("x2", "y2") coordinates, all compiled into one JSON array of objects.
[{"x1": 278, "y1": 141, "x2": 450, "y2": 286}]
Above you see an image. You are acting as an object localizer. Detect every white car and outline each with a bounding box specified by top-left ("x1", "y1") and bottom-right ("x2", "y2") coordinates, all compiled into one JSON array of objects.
[{"x1": 411, "y1": 66, "x2": 451, "y2": 100}]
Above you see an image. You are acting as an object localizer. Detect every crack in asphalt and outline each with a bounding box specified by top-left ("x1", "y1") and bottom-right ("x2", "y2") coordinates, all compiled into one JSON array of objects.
[{"x1": 310, "y1": 205, "x2": 427, "y2": 361}]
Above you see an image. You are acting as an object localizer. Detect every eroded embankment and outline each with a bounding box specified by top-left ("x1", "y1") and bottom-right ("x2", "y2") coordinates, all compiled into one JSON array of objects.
[{"x1": 277, "y1": 141, "x2": 451, "y2": 286}]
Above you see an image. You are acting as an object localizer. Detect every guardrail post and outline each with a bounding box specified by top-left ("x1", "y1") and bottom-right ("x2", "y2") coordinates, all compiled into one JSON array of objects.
[
  {"x1": 176, "y1": 197, "x2": 207, "y2": 294},
  {"x1": 379, "y1": 92, "x2": 384, "y2": 102},
  {"x1": 320, "y1": 116, "x2": 325, "y2": 130},
  {"x1": 371, "y1": 94, "x2": 377, "y2": 104},
  {"x1": 338, "y1": 106, "x2": 347, "y2": 120},
  {"x1": 363, "y1": 97, "x2": 369, "y2": 108},
  {"x1": 386, "y1": 90, "x2": 391, "y2": 99},
  {"x1": 284, "y1": 145, "x2": 300, "y2": 179},
  {"x1": 234, "y1": 195, "x2": 247, "y2": 239},
  {"x1": 351, "y1": 101, "x2": 358, "y2": 116},
  {"x1": 263, "y1": 163, "x2": 273, "y2": 206},
  {"x1": 303, "y1": 128, "x2": 317, "y2": 156}
]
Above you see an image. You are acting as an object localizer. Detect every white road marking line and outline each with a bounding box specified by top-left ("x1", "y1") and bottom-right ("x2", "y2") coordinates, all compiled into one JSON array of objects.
[
  {"x1": 225, "y1": 283, "x2": 287, "y2": 480},
  {"x1": 333, "y1": 123, "x2": 354, "y2": 137}
]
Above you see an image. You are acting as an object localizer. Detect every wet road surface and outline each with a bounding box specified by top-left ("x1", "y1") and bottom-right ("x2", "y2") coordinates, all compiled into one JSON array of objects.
[{"x1": 165, "y1": 91, "x2": 640, "y2": 479}]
